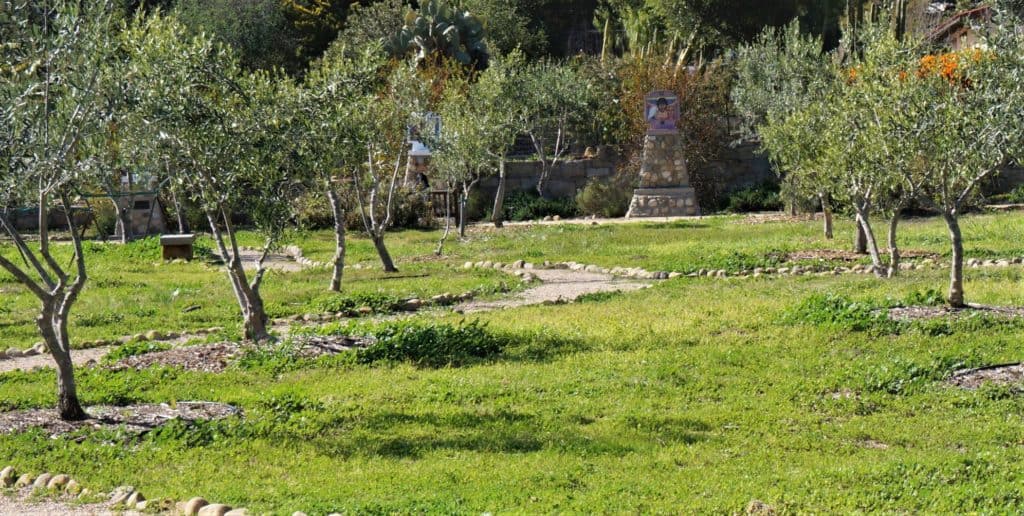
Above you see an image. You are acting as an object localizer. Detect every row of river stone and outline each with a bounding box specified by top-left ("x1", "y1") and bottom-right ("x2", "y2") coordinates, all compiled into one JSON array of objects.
[
  {"x1": 0, "y1": 327, "x2": 224, "y2": 362},
  {"x1": 465, "y1": 256, "x2": 1024, "y2": 282},
  {"x1": 0, "y1": 465, "x2": 320, "y2": 515}
]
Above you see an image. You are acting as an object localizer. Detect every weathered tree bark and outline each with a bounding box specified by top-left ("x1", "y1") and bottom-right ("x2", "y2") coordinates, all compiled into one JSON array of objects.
[
  {"x1": 115, "y1": 202, "x2": 132, "y2": 243},
  {"x1": 0, "y1": 195, "x2": 89, "y2": 421},
  {"x1": 943, "y1": 210, "x2": 966, "y2": 307},
  {"x1": 372, "y1": 234, "x2": 397, "y2": 272},
  {"x1": 171, "y1": 189, "x2": 188, "y2": 234},
  {"x1": 327, "y1": 188, "x2": 346, "y2": 292},
  {"x1": 854, "y1": 206, "x2": 885, "y2": 278},
  {"x1": 435, "y1": 186, "x2": 452, "y2": 256},
  {"x1": 205, "y1": 209, "x2": 272, "y2": 342},
  {"x1": 886, "y1": 211, "x2": 901, "y2": 278},
  {"x1": 818, "y1": 192, "x2": 833, "y2": 240},
  {"x1": 854, "y1": 219, "x2": 868, "y2": 254},
  {"x1": 458, "y1": 188, "x2": 468, "y2": 238},
  {"x1": 492, "y1": 157, "x2": 507, "y2": 228}
]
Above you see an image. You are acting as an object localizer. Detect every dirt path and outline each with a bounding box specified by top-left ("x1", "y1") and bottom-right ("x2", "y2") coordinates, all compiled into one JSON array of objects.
[
  {"x1": 0, "y1": 496, "x2": 127, "y2": 516},
  {"x1": 219, "y1": 249, "x2": 306, "y2": 272},
  {"x1": 0, "y1": 346, "x2": 112, "y2": 375},
  {"x1": 457, "y1": 268, "x2": 652, "y2": 312}
]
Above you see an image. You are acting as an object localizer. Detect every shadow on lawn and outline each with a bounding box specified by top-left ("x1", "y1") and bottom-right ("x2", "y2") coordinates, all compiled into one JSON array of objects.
[{"x1": 315, "y1": 410, "x2": 711, "y2": 460}]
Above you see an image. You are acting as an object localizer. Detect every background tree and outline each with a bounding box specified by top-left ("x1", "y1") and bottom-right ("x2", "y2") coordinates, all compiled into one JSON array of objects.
[
  {"x1": 0, "y1": 0, "x2": 118, "y2": 420},
  {"x1": 300, "y1": 43, "x2": 386, "y2": 291},
  {"x1": 125, "y1": 15, "x2": 300, "y2": 340},
  {"x1": 350, "y1": 62, "x2": 429, "y2": 272},
  {"x1": 174, "y1": 0, "x2": 302, "y2": 73}
]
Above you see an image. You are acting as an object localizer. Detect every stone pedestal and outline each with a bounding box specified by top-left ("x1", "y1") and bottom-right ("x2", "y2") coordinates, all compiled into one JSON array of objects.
[
  {"x1": 627, "y1": 133, "x2": 699, "y2": 217},
  {"x1": 404, "y1": 153, "x2": 431, "y2": 190}
]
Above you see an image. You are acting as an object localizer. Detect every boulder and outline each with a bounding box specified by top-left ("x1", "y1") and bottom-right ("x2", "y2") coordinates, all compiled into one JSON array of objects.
[
  {"x1": 513, "y1": 260, "x2": 525, "y2": 268},
  {"x1": 224, "y1": 510, "x2": 251, "y2": 516},
  {"x1": 65, "y1": 479, "x2": 81, "y2": 494},
  {"x1": 109, "y1": 485, "x2": 135, "y2": 505},
  {"x1": 32, "y1": 473, "x2": 53, "y2": 491},
  {"x1": 14, "y1": 474, "x2": 34, "y2": 489},
  {"x1": 46, "y1": 474, "x2": 70, "y2": 490},
  {"x1": 401, "y1": 299, "x2": 423, "y2": 311},
  {"x1": 126, "y1": 491, "x2": 145, "y2": 507},
  {"x1": 145, "y1": 330, "x2": 163, "y2": 341},
  {"x1": 0, "y1": 466, "x2": 15, "y2": 487},
  {"x1": 463, "y1": 262, "x2": 474, "y2": 269},
  {"x1": 198, "y1": 504, "x2": 232, "y2": 516},
  {"x1": 181, "y1": 497, "x2": 210, "y2": 515}
]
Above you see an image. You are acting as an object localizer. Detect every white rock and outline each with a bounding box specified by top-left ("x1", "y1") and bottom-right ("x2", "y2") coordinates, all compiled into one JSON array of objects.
[
  {"x1": 32, "y1": 473, "x2": 53, "y2": 491},
  {"x1": 198, "y1": 504, "x2": 232, "y2": 516},
  {"x1": 0, "y1": 466, "x2": 15, "y2": 487}
]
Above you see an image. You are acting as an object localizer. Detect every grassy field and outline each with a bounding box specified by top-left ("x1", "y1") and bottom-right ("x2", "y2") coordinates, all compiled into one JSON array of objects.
[{"x1": 2, "y1": 212, "x2": 1024, "y2": 513}]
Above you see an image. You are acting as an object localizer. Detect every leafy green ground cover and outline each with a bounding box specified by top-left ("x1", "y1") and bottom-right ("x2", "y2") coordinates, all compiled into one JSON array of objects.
[{"x1": 2, "y1": 212, "x2": 1024, "y2": 513}]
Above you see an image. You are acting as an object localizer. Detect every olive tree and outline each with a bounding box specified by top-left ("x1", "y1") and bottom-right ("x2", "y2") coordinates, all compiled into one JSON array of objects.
[
  {"x1": 299, "y1": 44, "x2": 386, "y2": 290},
  {"x1": 124, "y1": 15, "x2": 301, "y2": 340},
  {"x1": 913, "y1": 34, "x2": 1024, "y2": 306},
  {"x1": 516, "y1": 61, "x2": 597, "y2": 198},
  {"x1": 733, "y1": 21, "x2": 837, "y2": 239},
  {"x1": 0, "y1": 0, "x2": 117, "y2": 420},
  {"x1": 350, "y1": 62, "x2": 429, "y2": 273}
]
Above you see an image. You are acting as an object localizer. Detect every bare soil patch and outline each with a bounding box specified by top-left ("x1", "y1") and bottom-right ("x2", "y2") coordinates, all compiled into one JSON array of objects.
[
  {"x1": 106, "y1": 336, "x2": 366, "y2": 373},
  {"x1": 889, "y1": 304, "x2": 1024, "y2": 322},
  {"x1": 949, "y1": 363, "x2": 1024, "y2": 389},
  {"x1": 108, "y1": 342, "x2": 243, "y2": 373},
  {"x1": 0, "y1": 401, "x2": 239, "y2": 437},
  {"x1": 457, "y1": 268, "x2": 651, "y2": 312}
]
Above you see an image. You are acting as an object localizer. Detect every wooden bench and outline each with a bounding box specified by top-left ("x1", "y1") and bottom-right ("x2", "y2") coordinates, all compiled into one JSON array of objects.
[{"x1": 160, "y1": 234, "x2": 196, "y2": 260}]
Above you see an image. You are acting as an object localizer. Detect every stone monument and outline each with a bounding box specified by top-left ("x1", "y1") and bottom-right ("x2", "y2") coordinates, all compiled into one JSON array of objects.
[{"x1": 626, "y1": 90, "x2": 699, "y2": 217}]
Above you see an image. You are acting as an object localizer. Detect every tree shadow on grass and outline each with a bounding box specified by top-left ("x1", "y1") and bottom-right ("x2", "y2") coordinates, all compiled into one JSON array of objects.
[{"x1": 310, "y1": 409, "x2": 706, "y2": 460}]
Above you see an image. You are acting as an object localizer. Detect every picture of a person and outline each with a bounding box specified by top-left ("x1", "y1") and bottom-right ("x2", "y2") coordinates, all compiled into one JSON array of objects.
[{"x1": 646, "y1": 95, "x2": 677, "y2": 132}]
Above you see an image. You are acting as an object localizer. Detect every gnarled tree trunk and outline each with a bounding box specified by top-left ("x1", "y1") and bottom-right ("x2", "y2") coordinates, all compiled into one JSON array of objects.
[
  {"x1": 327, "y1": 188, "x2": 346, "y2": 292},
  {"x1": 854, "y1": 204, "x2": 885, "y2": 278},
  {"x1": 943, "y1": 210, "x2": 965, "y2": 307},
  {"x1": 886, "y1": 211, "x2": 901, "y2": 278},
  {"x1": 854, "y1": 219, "x2": 868, "y2": 254},
  {"x1": 818, "y1": 192, "x2": 833, "y2": 240},
  {"x1": 206, "y1": 209, "x2": 272, "y2": 342},
  {"x1": 492, "y1": 157, "x2": 506, "y2": 228},
  {"x1": 372, "y1": 235, "x2": 397, "y2": 273}
]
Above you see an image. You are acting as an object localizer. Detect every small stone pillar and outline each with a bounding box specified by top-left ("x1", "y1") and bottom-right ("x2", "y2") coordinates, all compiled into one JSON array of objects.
[
  {"x1": 626, "y1": 132, "x2": 699, "y2": 217},
  {"x1": 404, "y1": 152, "x2": 431, "y2": 190}
]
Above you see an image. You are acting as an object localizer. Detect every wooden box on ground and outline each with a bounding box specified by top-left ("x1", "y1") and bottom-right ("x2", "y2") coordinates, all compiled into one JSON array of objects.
[{"x1": 160, "y1": 234, "x2": 196, "y2": 261}]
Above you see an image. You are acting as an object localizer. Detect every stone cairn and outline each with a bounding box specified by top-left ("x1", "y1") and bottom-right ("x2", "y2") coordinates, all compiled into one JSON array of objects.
[{"x1": 626, "y1": 132, "x2": 699, "y2": 217}]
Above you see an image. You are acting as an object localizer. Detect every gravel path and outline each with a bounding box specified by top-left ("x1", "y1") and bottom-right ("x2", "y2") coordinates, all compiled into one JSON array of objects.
[
  {"x1": 221, "y1": 249, "x2": 306, "y2": 272},
  {"x1": 0, "y1": 346, "x2": 112, "y2": 375},
  {"x1": 457, "y1": 268, "x2": 652, "y2": 312},
  {"x1": 0, "y1": 496, "x2": 125, "y2": 516}
]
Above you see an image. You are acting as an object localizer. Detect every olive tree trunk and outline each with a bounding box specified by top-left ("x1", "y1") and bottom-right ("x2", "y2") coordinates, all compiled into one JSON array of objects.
[
  {"x1": 492, "y1": 157, "x2": 507, "y2": 228},
  {"x1": 886, "y1": 211, "x2": 901, "y2": 278},
  {"x1": 854, "y1": 220, "x2": 868, "y2": 254},
  {"x1": 372, "y1": 235, "x2": 397, "y2": 272},
  {"x1": 327, "y1": 188, "x2": 346, "y2": 292},
  {"x1": 854, "y1": 204, "x2": 885, "y2": 278},
  {"x1": 942, "y1": 210, "x2": 966, "y2": 307},
  {"x1": 206, "y1": 209, "x2": 272, "y2": 342},
  {"x1": 0, "y1": 195, "x2": 88, "y2": 421},
  {"x1": 818, "y1": 192, "x2": 833, "y2": 240}
]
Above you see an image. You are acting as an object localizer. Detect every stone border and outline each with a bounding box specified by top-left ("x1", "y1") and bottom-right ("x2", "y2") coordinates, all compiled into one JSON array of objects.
[
  {"x1": 462, "y1": 255, "x2": 1024, "y2": 282},
  {"x1": 0, "y1": 328, "x2": 224, "y2": 362}
]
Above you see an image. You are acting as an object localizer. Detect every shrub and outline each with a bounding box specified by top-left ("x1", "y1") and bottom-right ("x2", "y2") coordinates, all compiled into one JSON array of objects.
[
  {"x1": 503, "y1": 190, "x2": 578, "y2": 221},
  {"x1": 575, "y1": 178, "x2": 632, "y2": 218},
  {"x1": 784, "y1": 293, "x2": 895, "y2": 333},
  {"x1": 103, "y1": 340, "x2": 172, "y2": 363},
  {"x1": 725, "y1": 182, "x2": 782, "y2": 213},
  {"x1": 351, "y1": 320, "x2": 506, "y2": 367},
  {"x1": 309, "y1": 292, "x2": 402, "y2": 315}
]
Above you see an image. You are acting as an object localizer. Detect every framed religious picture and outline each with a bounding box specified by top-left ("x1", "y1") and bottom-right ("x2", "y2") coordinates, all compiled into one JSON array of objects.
[{"x1": 644, "y1": 91, "x2": 679, "y2": 134}]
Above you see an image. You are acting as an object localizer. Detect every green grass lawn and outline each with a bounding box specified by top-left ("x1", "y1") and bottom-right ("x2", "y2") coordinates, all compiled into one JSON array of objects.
[{"x1": 3, "y1": 212, "x2": 1024, "y2": 513}]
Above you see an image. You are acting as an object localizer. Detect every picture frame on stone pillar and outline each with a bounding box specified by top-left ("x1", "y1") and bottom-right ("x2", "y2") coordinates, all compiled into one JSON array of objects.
[{"x1": 644, "y1": 91, "x2": 679, "y2": 135}]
